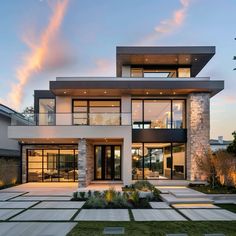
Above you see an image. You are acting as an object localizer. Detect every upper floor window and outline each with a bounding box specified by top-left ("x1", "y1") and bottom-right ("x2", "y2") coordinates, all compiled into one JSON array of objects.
[
  {"x1": 38, "y1": 98, "x2": 55, "y2": 125},
  {"x1": 132, "y1": 99, "x2": 185, "y2": 129},
  {"x1": 178, "y1": 68, "x2": 191, "y2": 77},
  {"x1": 73, "y1": 100, "x2": 120, "y2": 125}
]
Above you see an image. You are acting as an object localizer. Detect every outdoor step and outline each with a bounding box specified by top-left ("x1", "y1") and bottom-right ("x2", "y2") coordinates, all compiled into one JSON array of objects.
[
  {"x1": 90, "y1": 181, "x2": 123, "y2": 184},
  {"x1": 171, "y1": 192, "x2": 207, "y2": 198},
  {"x1": 160, "y1": 194, "x2": 214, "y2": 204}
]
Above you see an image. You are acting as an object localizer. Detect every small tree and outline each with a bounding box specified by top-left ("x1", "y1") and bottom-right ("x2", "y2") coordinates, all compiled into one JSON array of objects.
[
  {"x1": 214, "y1": 150, "x2": 236, "y2": 186},
  {"x1": 22, "y1": 106, "x2": 34, "y2": 114},
  {"x1": 227, "y1": 131, "x2": 236, "y2": 156},
  {"x1": 195, "y1": 149, "x2": 218, "y2": 188}
]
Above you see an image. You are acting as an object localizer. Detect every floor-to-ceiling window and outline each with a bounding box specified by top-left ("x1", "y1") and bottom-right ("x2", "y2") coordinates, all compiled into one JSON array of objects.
[
  {"x1": 38, "y1": 98, "x2": 55, "y2": 125},
  {"x1": 132, "y1": 99, "x2": 186, "y2": 129},
  {"x1": 27, "y1": 149, "x2": 78, "y2": 182},
  {"x1": 132, "y1": 143, "x2": 186, "y2": 180},
  {"x1": 73, "y1": 100, "x2": 120, "y2": 125}
]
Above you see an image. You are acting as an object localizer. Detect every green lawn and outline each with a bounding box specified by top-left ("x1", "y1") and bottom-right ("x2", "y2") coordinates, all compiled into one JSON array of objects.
[
  {"x1": 217, "y1": 204, "x2": 236, "y2": 213},
  {"x1": 68, "y1": 221, "x2": 236, "y2": 236},
  {"x1": 190, "y1": 185, "x2": 236, "y2": 194}
]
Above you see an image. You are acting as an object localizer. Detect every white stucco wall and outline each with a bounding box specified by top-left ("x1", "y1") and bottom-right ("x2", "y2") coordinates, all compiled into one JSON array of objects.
[{"x1": 0, "y1": 115, "x2": 19, "y2": 150}]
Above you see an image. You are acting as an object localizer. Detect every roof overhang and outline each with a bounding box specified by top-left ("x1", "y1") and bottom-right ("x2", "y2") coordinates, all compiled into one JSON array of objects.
[
  {"x1": 50, "y1": 78, "x2": 224, "y2": 97},
  {"x1": 116, "y1": 46, "x2": 216, "y2": 77}
]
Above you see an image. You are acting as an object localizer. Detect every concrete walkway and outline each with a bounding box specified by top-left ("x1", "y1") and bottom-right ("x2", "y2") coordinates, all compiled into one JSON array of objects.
[{"x1": 0, "y1": 183, "x2": 236, "y2": 236}]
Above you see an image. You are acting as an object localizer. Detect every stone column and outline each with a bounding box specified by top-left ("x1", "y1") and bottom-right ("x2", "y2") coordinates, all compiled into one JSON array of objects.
[
  {"x1": 78, "y1": 139, "x2": 87, "y2": 188},
  {"x1": 187, "y1": 93, "x2": 210, "y2": 181}
]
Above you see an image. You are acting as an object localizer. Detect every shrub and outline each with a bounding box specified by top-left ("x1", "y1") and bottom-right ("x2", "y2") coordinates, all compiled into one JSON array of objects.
[
  {"x1": 152, "y1": 188, "x2": 161, "y2": 201},
  {"x1": 93, "y1": 191, "x2": 102, "y2": 197},
  {"x1": 87, "y1": 190, "x2": 92, "y2": 198},
  {"x1": 72, "y1": 191, "x2": 78, "y2": 199},
  {"x1": 79, "y1": 191, "x2": 86, "y2": 199},
  {"x1": 129, "y1": 190, "x2": 140, "y2": 206},
  {"x1": 133, "y1": 180, "x2": 154, "y2": 191},
  {"x1": 103, "y1": 187, "x2": 117, "y2": 202},
  {"x1": 84, "y1": 196, "x2": 107, "y2": 209},
  {"x1": 110, "y1": 195, "x2": 132, "y2": 209}
]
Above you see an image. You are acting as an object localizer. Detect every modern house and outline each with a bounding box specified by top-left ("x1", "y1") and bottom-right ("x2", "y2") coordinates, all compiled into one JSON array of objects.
[
  {"x1": 0, "y1": 104, "x2": 21, "y2": 187},
  {"x1": 8, "y1": 46, "x2": 224, "y2": 187},
  {"x1": 210, "y1": 136, "x2": 231, "y2": 152}
]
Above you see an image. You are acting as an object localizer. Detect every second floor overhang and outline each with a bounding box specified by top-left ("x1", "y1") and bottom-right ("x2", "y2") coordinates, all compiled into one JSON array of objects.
[{"x1": 50, "y1": 77, "x2": 224, "y2": 97}]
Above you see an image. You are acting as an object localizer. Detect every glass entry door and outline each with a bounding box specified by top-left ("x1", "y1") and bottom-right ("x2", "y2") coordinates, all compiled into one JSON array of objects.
[{"x1": 94, "y1": 145, "x2": 121, "y2": 180}]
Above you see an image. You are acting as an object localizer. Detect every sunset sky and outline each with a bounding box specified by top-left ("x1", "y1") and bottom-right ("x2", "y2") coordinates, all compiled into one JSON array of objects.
[{"x1": 0, "y1": 0, "x2": 235, "y2": 139}]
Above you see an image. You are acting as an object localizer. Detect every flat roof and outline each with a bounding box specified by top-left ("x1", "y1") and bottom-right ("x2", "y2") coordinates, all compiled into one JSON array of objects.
[
  {"x1": 116, "y1": 46, "x2": 215, "y2": 77},
  {"x1": 50, "y1": 77, "x2": 224, "y2": 97}
]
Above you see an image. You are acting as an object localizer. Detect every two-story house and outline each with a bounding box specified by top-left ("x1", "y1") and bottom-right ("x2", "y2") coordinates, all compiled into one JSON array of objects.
[{"x1": 8, "y1": 46, "x2": 224, "y2": 187}]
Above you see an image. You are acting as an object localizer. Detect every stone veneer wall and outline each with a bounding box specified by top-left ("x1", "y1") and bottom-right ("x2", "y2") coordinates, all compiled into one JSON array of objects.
[
  {"x1": 78, "y1": 139, "x2": 94, "y2": 187},
  {"x1": 22, "y1": 144, "x2": 78, "y2": 183},
  {"x1": 187, "y1": 93, "x2": 210, "y2": 180}
]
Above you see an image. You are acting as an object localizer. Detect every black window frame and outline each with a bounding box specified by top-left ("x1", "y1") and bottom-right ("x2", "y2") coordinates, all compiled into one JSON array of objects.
[{"x1": 131, "y1": 99, "x2": 186, "y2": 130}]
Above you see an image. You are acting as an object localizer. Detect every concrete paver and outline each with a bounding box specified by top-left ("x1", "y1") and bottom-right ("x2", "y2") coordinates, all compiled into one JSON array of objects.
[
  {"x1": 0, "y1": 192, "x2": 26, "y2": 201},
  {"x1": 172, "y1": 204, "x2": 219, "y2": 209},
  {"x1": 149, "y1": 202, "x2": 171, "y2": 209},
  {"x1": 33, "y1": 201, "x2": 85, "y2": 209},
  {"x1": 0, "y1": 201, "x2": 38, "y2": 209},
  {"x1": 0, "y1": 222, "x2": 76, "y2": 236},
  {"x1": 132, "y1": 209, "x2": 187, "y2": 221},
  {"x1": 10, "y1": 209, "x2": 77, "y2": 221},
  {"x1": 75, "y1": 209, "x2": 130, "y2": 221},
  {"x1": 179, "y1": 209, "x2": 236, "y2": 221},
  {"x1": 10, "y1": 196, "x2": 71, "y2": 201},
  {"x1": 0, "y1": 209, "x2": 23, "y2": 220}
]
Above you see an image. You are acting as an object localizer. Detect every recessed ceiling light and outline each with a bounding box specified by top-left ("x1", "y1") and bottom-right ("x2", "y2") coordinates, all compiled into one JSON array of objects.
[
  {"x1": 145, "y1": 58, "x2": 148, "y2": 62},
  {"x1": 83, "y1": 91, "x2": 87, "y2": 94},
  {"x1": 104, "y1": 91, "x2": 107, "y2": 94},
  {"x1": 194, "y1": 58, "x2": 198, "y2": 61},
  {"x1": 160, "y1": 92, "x2": 163, "y2": 95},
  {"x1": 173, "y1": 92, "x2": 176, "y2": 95},
  {"x1": 146, "y1": 91, "x2": 149, "y2": 95},
  {"x1": 63, "y1": 91, "x2": 67, "y2": 94},
  {"x1": 175, "y1": 58, "x2": 178, "y2": 61},
  {"x1": 185, "y1": 58, "x2": 189, "y2": 61}
]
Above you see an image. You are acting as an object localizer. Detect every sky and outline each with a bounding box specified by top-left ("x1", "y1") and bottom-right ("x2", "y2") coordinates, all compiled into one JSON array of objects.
[{"x1": 0, "y1": 0, "x2": 235, "y2": 140}]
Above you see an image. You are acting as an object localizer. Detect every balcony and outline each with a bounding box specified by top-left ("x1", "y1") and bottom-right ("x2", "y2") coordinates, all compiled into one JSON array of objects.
[{"x1": 10, "y1": 113, "x2": 131, "y2": 126}]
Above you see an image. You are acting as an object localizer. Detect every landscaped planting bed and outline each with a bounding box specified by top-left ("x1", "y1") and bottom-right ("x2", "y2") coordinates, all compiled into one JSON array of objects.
[{"x1": 71, "y1": 181, "x2": 161, "y2": 209}]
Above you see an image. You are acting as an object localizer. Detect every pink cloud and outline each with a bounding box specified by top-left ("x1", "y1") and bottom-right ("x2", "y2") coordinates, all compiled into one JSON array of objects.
[
  {"x1": 138, "y1": 0, "x2": 190, "y2": 45},
  {"x1": 4, "y1": 0, "x2": 70, "y2": 111}
]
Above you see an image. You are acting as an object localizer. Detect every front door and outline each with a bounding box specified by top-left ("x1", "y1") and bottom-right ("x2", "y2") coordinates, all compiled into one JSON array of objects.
[{"x1": 94, "y1": 145, "x2": 121, "y2": 180}]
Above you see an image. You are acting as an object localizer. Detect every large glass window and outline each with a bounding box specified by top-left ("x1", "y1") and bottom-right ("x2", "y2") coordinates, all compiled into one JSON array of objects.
[
  {"x1": 144, "y1": 100, "x2": 171, "y2": 129},
  {"x1": 132, "y1": 143, "x2": 143, "y2": 180},
  {"x1": 132, "y1": 99, "x2": 185, "y2": 129},
  {"x1": 73, "y1": 100, "x2": 120, "y2": 125},
  {"x1": 172, "y1": 143, "x2": 185, "y2": 180},
  {"x1": 173, "y1": 100, "x2": 185, "y2": 128},
  {"x1": 132, "y1": 143, "x2": 185, "y2": 180},
  {"x1": 27, "y1": 149, "x2": 78, "y2": 182},
  {"x1": 38, "y1": 99, "x2": 55, "y2": 125},
  {"x1": 132, "y1": 100, "x2": 143, "y2": 129}
]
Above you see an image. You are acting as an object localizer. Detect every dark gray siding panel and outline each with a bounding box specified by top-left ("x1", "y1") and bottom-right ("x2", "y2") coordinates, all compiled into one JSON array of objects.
[{"x1": 132, "y1": 129, "x2": 187, "y2": 143}]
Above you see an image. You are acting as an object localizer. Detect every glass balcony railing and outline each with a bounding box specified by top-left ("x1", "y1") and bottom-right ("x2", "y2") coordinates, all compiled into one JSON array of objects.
[{"x1": 10, "y1": 113, "x2": 132, "y2": 126}]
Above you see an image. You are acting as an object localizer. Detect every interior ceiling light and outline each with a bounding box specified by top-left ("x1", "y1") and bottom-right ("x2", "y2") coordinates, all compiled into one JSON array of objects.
[
  {"x1": 104, "y1": 91, "x2": 107, "y2": 94},
  {"x1": 160, "y1": 92, "x2": 163, "y2": 95},
  {"x1": 63, "y1": 91, "x2": 67, "y2": 94},
  {"x1": 83, "y1": 91, "x2": 87, "y2": 94}
]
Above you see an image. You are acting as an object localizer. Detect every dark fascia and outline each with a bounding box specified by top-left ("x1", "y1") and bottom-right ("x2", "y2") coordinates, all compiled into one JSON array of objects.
[
  {"x1": 34, "y1": 90, "x2": 55, "y2": 113},
  {"x1": 116, "y1": 46, "x2": 215, "y2": 77},
  {"x1": 49, "y1": 79, "x2": 224, "y2": 97},
  {"x1": 116, "y1": 46, "x2": 216, "y2": 55}
]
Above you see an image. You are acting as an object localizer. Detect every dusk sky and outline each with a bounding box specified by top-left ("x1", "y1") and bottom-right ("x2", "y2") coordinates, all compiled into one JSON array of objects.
[{"x1": 0, "y1": 0, "x2": 235, "y2": 139}]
